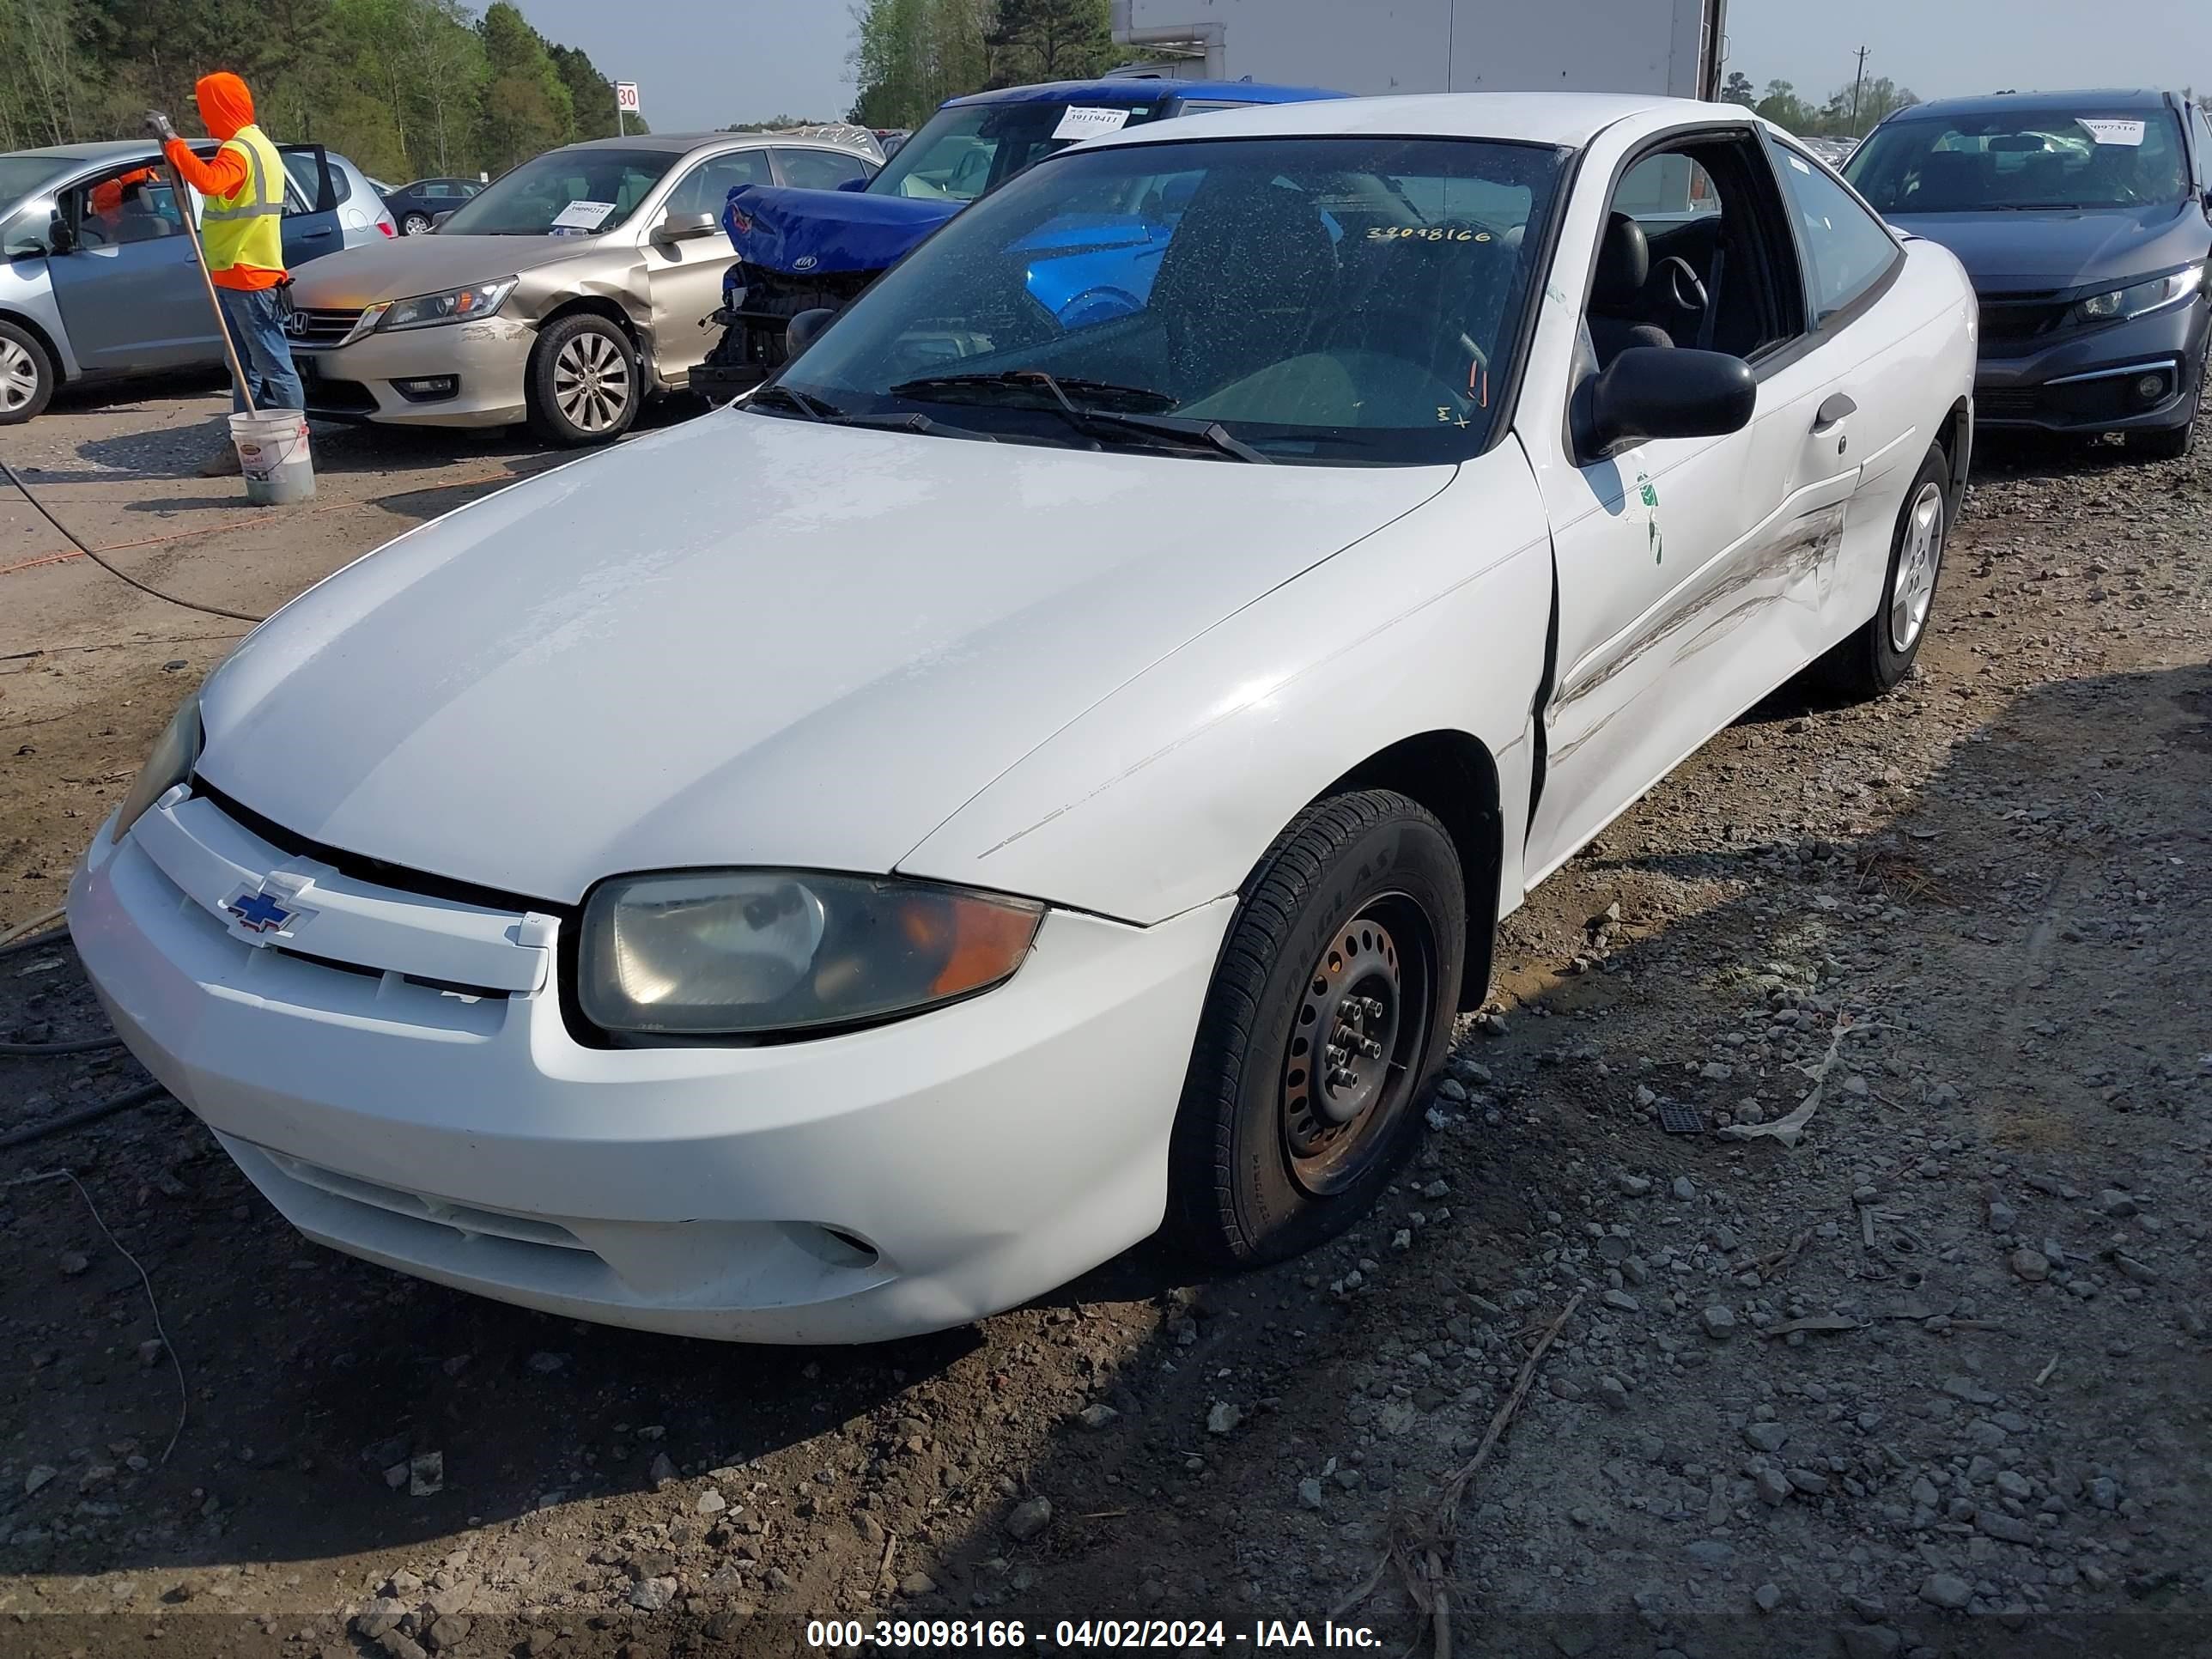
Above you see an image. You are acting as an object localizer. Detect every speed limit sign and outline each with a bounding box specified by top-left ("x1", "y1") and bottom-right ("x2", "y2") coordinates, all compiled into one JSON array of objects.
[{"x1": 615, "y1": 82, "x2": 641, "y2": 113}]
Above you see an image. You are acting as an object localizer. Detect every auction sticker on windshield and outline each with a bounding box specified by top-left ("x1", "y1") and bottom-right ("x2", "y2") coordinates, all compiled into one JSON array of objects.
[
  {"x1": 551, "y1": 198, "x2": 617, "y2": 231},
  {"x1": 1053, "y1": 106, "x2": 1134, "y2": 142},
  {"x1": 2078, "y1": 119, "x2": 2146, "y2": 146}
]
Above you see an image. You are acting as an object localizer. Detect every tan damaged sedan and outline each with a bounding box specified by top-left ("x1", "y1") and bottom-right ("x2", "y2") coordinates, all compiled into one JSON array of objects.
[{"x1": 282, "y1": 131, "x2": 878, "y2": 444}]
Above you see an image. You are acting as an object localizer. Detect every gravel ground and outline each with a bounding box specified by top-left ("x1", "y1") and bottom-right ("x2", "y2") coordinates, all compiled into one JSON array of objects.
[{"x1": 1, "y1": 382, "x2": 2208, "y2": 1659}]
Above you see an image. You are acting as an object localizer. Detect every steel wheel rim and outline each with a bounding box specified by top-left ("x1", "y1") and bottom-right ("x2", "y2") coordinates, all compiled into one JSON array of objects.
[
  {"x1": 0, "y1": 339, "x2": 37, "y2": 411},
  {"x1": 554, "y1": 332, "x2": 631, "y2": 433},
  {"x1": 1889, "y1": 480, "x2": 1944, "y2": 654},
  {"x1": 1279, "y1": 892, "x2": 1435, "y2": 1197}
]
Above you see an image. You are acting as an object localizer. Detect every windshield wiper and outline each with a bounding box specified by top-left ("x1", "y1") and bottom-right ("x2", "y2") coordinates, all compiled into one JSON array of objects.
[
  {"x1": 890, "y1": 369, "x2": 1178, "y2": 412},
  {"x1": 747, "y1": 380, "x2": 997, "y2": 441},
  {"x1": 888, "y1": 368, "x2": 1269, "y2": 462},
  {"x1": 749, "y1": 381, "x2": 841, "y2": 420}
]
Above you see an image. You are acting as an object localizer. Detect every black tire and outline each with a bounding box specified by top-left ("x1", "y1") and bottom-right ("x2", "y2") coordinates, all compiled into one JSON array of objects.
[
  {"x1": 524, "y1": 313, "x2": 640, "y2": 447},
  {"x1": 1169, "y1": 791, "x2": 1466, "y2": 1270},
  {"x1": 2131, "y1": 355, "x2": 2201, "y2": 461},
  {"x1": 400, "y1": 212, "x2": 432, "y2": 236},
  {"x1": 1818, "y1": 445, "x2": 1950, "y2": 701},
  {"x1": 0, "y1": 319, "x2": 55, "y2": 425}
]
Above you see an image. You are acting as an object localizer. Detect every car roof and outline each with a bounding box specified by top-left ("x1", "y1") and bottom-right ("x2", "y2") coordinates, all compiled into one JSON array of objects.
[
  {"x1": 1, "y1": 140, "x2": 152, "y2": 165},
  {"x1": 1087, "y1": 90, "x2": 1698, "y2": 151},
  {"x1": 1898, "y1": 88, "x2": 2178, "y2": 121},
  {"x1": 945, "y1": 77, "x2": 1342, "y2": 110},
  {"x1": 556, "y1": 131, "x2": 867, "y2": 155}
]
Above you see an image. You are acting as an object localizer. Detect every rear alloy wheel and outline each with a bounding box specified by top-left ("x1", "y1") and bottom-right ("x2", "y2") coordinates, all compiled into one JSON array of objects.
[
  {"x1": 0, "y1": 320, "x2": 54, "y2": 425},
  {"x1": 1818, "y1": 445, "x2": 1949, "y2": 702},
  {"x1": 400, "y1": 211, "x2": 431, "y2": 236},
  {"x1": 1170, "y1": 790, "x2": 1465, "y2": 1268},
  {"x1": 526, "y1": 313, "x2": 639, "y2": 446}
]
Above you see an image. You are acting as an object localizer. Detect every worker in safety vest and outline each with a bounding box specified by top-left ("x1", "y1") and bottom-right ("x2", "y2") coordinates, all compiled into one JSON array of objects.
[{"x1": 149, "y1": 72, "x2": 302, "y2": 475}]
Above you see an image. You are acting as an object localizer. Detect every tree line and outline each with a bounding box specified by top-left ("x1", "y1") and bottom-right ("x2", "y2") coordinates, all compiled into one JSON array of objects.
[
  {"x1": 848, "y1": 0, "x2": 1127, "y2": 131},
  {"x1": 1720, "y1": 68, "x2": 1919, "y2": 140},
  {"x1": 0, "y1": 0, "x2": 644, "y2": 185}
]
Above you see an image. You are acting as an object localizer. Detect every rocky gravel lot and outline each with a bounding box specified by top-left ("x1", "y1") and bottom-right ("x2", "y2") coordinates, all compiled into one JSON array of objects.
[{"x1": 1, "y1": 388, "x2": 2208, "y2": 1659}]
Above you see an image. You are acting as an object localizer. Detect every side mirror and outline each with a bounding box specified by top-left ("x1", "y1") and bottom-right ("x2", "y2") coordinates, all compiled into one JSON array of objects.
[
  {"x1": 655, "y1": 210, "x2": 720, "y2": 244},
  {"x1": 836, "y1": 176, "x2": 869, "y2": 193},
  {"x1": 429, "y1": 210, "x2": 454, "y2": 231},
  {"x1": 46, "y1": 212, "x2": 73, "y2": 255},
  {"x1": 1577, "y1": 346, "x2": 1756, "y2": 460},
  {"x1": 785, "y1": 307, "x2": 836, "y2": 356}
]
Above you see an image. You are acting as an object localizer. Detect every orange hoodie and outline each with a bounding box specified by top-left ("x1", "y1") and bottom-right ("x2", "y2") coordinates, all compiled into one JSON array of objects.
[{"x1": 161, "y1": 72, "x2": 283, "y2": 289}]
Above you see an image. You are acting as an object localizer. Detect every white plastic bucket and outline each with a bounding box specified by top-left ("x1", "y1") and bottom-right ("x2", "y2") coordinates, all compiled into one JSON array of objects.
[{"x1": 229, "y1": 410, "x2": 315, "y2": 506}]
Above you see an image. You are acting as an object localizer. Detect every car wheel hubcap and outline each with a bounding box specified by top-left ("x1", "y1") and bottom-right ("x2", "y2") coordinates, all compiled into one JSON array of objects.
[
  {"x1": 1280, "y1": 896, "x2": 1432, "y2": 1196},
  {"x1": 0, "y1": 340, "x2": 37, "y2": 411},
  {"x1": 1889, "y1": 481, "x2": 1944, "y2": 654},
  {"x1": 404, "y1": 215, "x2": 428, "y2": 234},
  {"x1": 554, "y1": 333, "x2": 631, "y2": 433}
]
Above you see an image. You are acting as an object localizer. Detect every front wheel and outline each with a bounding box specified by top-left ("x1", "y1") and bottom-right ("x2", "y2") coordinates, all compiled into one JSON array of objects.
[
  {"x1": 0, "y1": 320, "x2": 54, "y2": 425},
  {"x1": 525, "y1": 313, "x2": 640, "y2": 446},
  {"x1": 400, "y1": 212, "x2": 432, "y2": 236},
  {"x1": 1170, "y1": 791, "x2": 1465, "y2": 1269},
  {"x1": 1817, "y1": 445, "x2": 1949, "y2": 702}
]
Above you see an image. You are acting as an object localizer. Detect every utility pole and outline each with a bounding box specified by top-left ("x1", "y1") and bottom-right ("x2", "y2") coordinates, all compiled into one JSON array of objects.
[{"x1": 1850, "y1": 46, "x2": 1871, "y2": 137}]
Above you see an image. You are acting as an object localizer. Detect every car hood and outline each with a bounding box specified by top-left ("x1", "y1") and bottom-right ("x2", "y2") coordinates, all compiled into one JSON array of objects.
[
  {"x1": 1890, "y1": 200, "x2": 2209, "y2": 295},
  {"x1": 724, "y1": 183, "x2": 959, "y2": 276},
  {"x1": 195, "y1": 413, "x2": 1451, "y2": 906},
  {"x1": 284, "y1": 233, "x2": 612, "y2": 307}
]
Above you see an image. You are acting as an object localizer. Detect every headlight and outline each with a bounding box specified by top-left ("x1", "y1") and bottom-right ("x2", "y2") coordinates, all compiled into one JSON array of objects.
[
  {"x1": 375, "y1": 277, "x2": 516, "y2": 332},
  {"x1": 2069, "y1": 264, "x2": 2203, "y2": 326},
  {"x1": 579, "y1": 870, "x2": 1043, "y2": 1037},
  {"x1": 111, "y1": 687, "x2": 202, "y2": 843}
]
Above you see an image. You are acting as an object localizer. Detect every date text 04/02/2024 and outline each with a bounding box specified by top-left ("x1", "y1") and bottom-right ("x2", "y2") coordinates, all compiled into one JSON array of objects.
[{"x1": 803, "y1": 1619, "x2": 1384, "y2": 1649}]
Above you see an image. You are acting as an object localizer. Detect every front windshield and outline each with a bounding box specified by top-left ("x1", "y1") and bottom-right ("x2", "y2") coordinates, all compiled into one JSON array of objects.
[
  {"x1": 1845, "y1": 109, "x2": 2191, "y2": 213},
  {"x1": 777, "y1": 135, "x2": 1564, "y2": 466},
  {"x1": 866, "y1": 100, "x2": 1167, "y2": 204},
  {"x1": 0, "y1": 155, "x2": 72, "y2": 210},
  {"x1": 438, "y1": 147, "x2": 675, "y2": 235}
]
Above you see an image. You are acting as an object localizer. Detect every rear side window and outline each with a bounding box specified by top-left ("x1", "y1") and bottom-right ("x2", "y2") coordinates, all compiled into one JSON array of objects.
[
  {"x1": 1772, "y1": 144, "x2": 1899, "y2": 323},
  {"x1": 283, "y1": 150, "x2": 346, "y2": 208},
  {"x1": 775, "y1": 147, "x2": 873, "y2": 191},
  {"x1": 2195, "y1": 105, "x2": 2212, "y2": 189}
]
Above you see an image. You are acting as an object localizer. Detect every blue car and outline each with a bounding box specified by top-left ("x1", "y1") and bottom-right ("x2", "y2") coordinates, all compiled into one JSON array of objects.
[
  {"x1": 694, "y1": 77, "x2": 1341, "y2": 392},
  {"x1": 1844, "y1": 88, "x2": 2212, "y2": 459}
]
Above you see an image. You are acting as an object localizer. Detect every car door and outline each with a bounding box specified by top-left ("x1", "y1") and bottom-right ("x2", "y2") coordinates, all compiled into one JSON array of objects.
[
  {"x1": 277, "y1": 144, "x2": 343, "y2": 267},
  {"x1": 1762, "y1": 136, "x2": 1932, "y2": 655},
  {"x1": 641, "y1": 145, "x2": 774, "y2": 381},
  {"x1": 1520, "y1": 126, "x2": 1822, "y2": 884},
  {"x1": 44, "y1": 165, "x2": 222, "y2": 374}
]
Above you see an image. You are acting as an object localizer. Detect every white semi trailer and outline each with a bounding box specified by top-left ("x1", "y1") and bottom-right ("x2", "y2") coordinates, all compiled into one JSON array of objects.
[{"x1": 1108, "y1": 0, "x2": 1729, "y2": 101}]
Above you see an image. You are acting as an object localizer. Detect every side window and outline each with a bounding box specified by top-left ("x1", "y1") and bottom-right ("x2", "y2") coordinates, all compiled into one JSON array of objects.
[
  {"x1": 281, "y1": 150, "x2": 343, "y2": 210},
  {"x1": 1771, "y1": 143, "x2": 1900, "y2": 323},
  {"x1": 775, "y1": 147, "x2": 872, "y2": 191},
  {"x1": 70, "y1": 167, "x2": 185, "y2": 249},
  {"x1": 665, "y1": 149, "x2": 774, "y2": 217},
  {"x1": 1583, "y1": 135, "x2": 1801, "y2": 369},
  {"x1": 2194, "y1": 106, "x2": 2212, "y2": 190}
]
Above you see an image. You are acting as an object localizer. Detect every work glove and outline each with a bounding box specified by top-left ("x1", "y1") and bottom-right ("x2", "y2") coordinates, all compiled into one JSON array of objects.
[{"x1": 144, "y1": 110, "x2": 177, "y2": 143}]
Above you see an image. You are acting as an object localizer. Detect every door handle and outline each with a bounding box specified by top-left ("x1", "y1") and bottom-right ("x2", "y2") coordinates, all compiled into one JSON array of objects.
[{"x1": 1812, "y1": 392, "x2": 1856, "y2": 434}]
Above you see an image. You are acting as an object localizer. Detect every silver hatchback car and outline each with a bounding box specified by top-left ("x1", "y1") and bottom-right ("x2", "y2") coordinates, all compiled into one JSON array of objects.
[
  {"x1": 0, "y1": 140, "x2": 389, "y2": 422},
  {"x1": 282, "y1": 131, "x2": 879, "y2": 445}
]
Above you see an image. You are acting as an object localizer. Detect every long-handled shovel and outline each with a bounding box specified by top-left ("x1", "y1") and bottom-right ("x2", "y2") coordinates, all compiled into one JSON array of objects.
[{"x1": 147, "y1": 111, "x2": 258, "y2": 418}]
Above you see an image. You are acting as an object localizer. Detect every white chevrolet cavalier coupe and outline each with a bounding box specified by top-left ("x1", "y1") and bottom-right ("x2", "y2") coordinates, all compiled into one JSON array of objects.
[{"x1": 70, "y1": 94, "x2": 1974, "y2": 1343}]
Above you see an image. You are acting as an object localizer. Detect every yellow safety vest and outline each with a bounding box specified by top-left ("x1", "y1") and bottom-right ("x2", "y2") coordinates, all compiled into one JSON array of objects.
[{"x1": 200, "y1": 124, "x2": 285, "y2": 275}]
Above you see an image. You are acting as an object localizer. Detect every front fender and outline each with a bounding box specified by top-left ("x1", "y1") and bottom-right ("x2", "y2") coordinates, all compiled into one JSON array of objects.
[{"x1": 896, "y1": 446, "x2": 1554, "y2": 924}]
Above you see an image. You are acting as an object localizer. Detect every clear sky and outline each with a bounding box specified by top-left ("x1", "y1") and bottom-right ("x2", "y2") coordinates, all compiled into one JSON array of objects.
[
  {"x1": 520, "y1": 0, "x2": 2212, "y2": 134},
  {"x1": 525, "y1": 0, "x2": 860, "y2": 133},
  {"x1": 1722, "y1": 0, "x2": 2212, "y2": 107}
]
